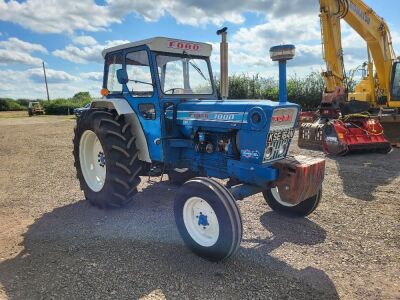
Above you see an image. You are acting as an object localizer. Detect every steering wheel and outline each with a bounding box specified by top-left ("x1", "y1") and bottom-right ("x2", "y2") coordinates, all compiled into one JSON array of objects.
[{"x1": 164, "y1": 88, "x2": 185, "y2": 94}]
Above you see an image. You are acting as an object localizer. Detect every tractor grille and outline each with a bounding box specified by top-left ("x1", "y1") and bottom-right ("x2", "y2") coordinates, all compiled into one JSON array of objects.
[{"x1": 264, "y1": 128, "x2": 295, "y2": 162}]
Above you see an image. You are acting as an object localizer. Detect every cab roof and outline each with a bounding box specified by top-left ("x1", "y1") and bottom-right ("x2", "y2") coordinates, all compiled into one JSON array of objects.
[{"x1": 101, "y1": 37, "x2": 212, "y2": 58}]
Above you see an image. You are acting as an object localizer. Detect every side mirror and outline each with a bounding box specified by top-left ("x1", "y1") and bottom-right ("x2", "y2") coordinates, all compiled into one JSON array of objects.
[{"x1": 116, "y1": 68, "x2": 129, "y2": 84}]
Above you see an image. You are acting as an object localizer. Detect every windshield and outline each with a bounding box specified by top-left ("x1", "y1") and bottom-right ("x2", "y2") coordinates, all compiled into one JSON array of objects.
[{"x1": 156, "y1": 54, "x2": 213, "y2": 95}]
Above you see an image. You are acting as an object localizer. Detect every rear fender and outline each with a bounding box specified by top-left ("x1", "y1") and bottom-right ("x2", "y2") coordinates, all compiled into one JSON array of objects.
[{"x1": 92, "y1": 98, "x2": 151, "y2": 163}]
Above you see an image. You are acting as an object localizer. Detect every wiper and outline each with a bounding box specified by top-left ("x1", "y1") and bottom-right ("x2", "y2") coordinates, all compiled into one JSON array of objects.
[
  {"x1": 129, "y1": 79, "x2": 153, "y2": 86},
  {"x1": 189, "y1": 61, "x2": 208, "y2": 82},
  {"x1": 182, "y1": 50, "x2": 209, "y2": 82}
]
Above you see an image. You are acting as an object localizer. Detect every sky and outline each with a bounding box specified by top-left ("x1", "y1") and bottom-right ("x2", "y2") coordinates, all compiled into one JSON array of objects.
[{"x1": 0, "y1": 0, "x2": 399, "y2": 99}]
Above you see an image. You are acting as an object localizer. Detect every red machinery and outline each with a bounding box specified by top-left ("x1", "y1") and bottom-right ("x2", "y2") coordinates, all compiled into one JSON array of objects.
[{"x1": 298, "y1": 87, "x2": 392, "y2": 155}]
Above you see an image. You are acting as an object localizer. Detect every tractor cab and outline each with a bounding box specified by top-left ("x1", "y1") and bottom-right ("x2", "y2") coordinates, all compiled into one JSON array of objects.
[{"x1": 100, "y1": 37, "x2": 217, "y2": 101}]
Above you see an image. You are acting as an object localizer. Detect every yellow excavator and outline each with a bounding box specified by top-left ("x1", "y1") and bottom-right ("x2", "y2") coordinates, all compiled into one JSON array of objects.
[{"x1": 299, "y1": 0, "x2": 400, "y2": 155}]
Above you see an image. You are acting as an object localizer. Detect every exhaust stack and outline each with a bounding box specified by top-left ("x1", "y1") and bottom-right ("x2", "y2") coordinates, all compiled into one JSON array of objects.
[
  {"x1": 217, "y1": 27, "x2": 229, "y2": 100},
  {"x1": 270, "y1": 45, "x2": 295, "y2": 104}
]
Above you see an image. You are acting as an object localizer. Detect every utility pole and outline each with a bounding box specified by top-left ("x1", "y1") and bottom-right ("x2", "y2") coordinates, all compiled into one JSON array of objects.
[{"x1": 42, "y1": 61, "x2": 50, "y2": 101}]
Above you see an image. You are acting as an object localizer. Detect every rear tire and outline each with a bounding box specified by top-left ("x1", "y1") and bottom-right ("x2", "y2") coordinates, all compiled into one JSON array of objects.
[
  {"x1": 263, "y1": 187, "x2": 322, "y2": 217},
  {"x1": 174, "y1": 177, "x2": 242, "y2": 261},
  {"x1": 73, "y1": 109, "x2": 142, "y2": 208}
]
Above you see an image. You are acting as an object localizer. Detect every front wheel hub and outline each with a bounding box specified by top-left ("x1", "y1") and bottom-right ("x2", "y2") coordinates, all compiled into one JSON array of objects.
[{"x1": 183, "y1": 197, "x2": 219, "y2": 247}]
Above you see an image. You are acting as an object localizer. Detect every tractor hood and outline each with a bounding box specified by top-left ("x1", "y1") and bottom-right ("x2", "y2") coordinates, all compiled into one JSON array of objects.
[{"x1": 167, "y1": 99, "x2": 299, "y2": 131}]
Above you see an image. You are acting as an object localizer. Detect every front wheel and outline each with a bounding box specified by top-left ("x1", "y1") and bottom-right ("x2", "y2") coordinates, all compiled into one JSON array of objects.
[
  {"x1": 174, "y1": 177, "x2": 242, "y2": 261},
  {"x1": 263, "y1": 187, "x2": 322, "y2": 217}
]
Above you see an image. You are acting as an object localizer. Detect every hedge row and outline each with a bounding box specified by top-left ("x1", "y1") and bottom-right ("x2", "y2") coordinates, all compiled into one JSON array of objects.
[
  {"x1": 216, "y1": 71, "x2": 325, "y2": 110},
  {"x1": 0, "y1": 99, "x2": 28, "y2": 111},
  {"x1": 0, "y1": 92, "x2": 92, "y2": 114},
  {"x1": 2, "y1": 73, "x2": 330, "y2": 113}
]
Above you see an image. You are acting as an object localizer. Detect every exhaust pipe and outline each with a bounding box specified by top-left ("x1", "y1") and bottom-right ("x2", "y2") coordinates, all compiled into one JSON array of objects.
[
  {"x1": 217, "y1": 27, "x2": 229, "y2": 100},
  {"x1": 270, "y1": 45, "x2": 295, "y2": 104}
]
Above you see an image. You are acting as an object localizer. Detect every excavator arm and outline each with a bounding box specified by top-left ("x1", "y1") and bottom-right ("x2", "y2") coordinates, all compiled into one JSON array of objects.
[{"x1": 319, "y1": 0, "x2": 345, "y2": 93}]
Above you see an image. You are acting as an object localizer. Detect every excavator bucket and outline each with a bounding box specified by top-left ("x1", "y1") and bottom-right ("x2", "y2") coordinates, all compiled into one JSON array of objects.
[
  {"x1": 298, "y1": 116, "x2": 392, "y2": 155},
  {"x1": 376, "y1": 115, "x2": 400, "y2": 147}
]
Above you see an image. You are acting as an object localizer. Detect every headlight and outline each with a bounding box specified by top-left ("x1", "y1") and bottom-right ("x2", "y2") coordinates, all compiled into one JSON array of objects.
[
  {"x1": 278, "y1": 143, "x2": 287, "y2": 155},
  {"x1": 264, "y1": 146, "x2": 273, "y2": 160},
  {"x1": 251, "y1": 112, "x2": 261, "y2": 124}
]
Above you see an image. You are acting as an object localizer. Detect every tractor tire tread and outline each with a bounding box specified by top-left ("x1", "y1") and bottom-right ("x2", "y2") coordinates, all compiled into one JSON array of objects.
[{"x1": 73, "y1": 108, "x2": 142, "y2": 209}]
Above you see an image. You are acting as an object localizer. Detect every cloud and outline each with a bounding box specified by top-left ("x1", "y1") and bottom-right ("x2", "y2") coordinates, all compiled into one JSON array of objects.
[
  {"x1": 390, "y1": 31, "x2": 400, "y2": 55},
  {"x1": 53, "y1": 39, "x2": 130, "y2": 64},
  {"x1": 0, "y1": 37, "x2": 48, "y2": 53},
  {"x1": 80, "y1": 72, "x2": 103, "y2": 81},
  {"x1": 232, "y1": 15, "x2": 320, "y2": 50},
  {"x1": 108, "y1": 0, "x2": 318, "y2": 27},
  {"x1": 27, "y1": 68, "x2": 79, "y2": 83},
  {"x1": 0, "y1": 37, "x2": 47, "y2": 66},
  {"x1": 292, "y1": 44, "x2": 323, "y2": 67},
  {"x1": 73, "y1": 35, "x2": 98, "y2": 46},
  {"x1": 0, "y1": 0, "x2": 318, "y2": 34},
  {"x1": 209, "y1": 14, "x2": 323, "y2": 75},
  {"x1": 0, "y1": 68, "x2": 93, "y2": 98},
  {"x1": 0, "y1": 49, "x2": 43, "y2": 66},
  {"x1": 0, "y1": 0, "x2": 119, "y2": 34}
]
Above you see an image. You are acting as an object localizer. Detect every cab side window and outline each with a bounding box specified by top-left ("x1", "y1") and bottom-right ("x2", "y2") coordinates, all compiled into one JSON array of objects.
[
  {"x1": 392, "y1": 63, "x2": 400, "y2": 99},
  {"x1": 105, "y1": 52, "x2": 123, "y2": 94},
  {"x1": 126, "y1": 51, "x2": 153, "y2": 97}
]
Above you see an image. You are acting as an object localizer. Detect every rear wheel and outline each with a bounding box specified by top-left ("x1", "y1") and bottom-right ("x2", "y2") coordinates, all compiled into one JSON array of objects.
[
  {"x1": 263, "y1": 187, "x2": 322, "y2": 217},
  {"x1": 174, "y1": 177, "x2": 242, "y2": 261},
  {"x1": 73, "y1": 109, "x2": 142, "y2": 208}
]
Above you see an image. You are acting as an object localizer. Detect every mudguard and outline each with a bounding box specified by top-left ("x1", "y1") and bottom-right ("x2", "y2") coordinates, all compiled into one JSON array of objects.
[{"x1": 91, "y1": 98, "x2": 151, "y2": 163}]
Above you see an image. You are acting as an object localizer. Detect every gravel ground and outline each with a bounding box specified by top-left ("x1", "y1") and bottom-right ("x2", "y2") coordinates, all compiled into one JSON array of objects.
[{"x1": 0, "y1": 115, "x2": 399, "y2": 299}]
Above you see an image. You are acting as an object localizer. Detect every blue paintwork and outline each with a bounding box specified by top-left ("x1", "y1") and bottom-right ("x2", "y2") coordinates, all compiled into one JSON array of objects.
[
  {"x1": 102, "y1": 43, "x2": 300, "y2": 194},
  {"x1": 106, "y1": 45, "x2": 164, "y2": 162},
  {"x1": 197, "y1": 213, "x2": 209, "y2": 227},
  {"x1": 229, "y1": 184, "x2": 263, "y2": 200},
  {"x1": 279, "y1": 61, "x2": 287, "y2": 104},
  {"x1": 269, "y1": 44, "x2": 295, "y2": 104}
]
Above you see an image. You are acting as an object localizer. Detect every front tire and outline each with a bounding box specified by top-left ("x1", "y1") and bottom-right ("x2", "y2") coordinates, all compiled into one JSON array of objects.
[
  {"x1": 73, "y1": 109, "x2": 142, "y2": 208},
  {"x1": 174, "y1": 177, "x2": 242, "y2": 261},
  {"x1": 263, "y1": 187, "x2": 322, "y2": 217}
]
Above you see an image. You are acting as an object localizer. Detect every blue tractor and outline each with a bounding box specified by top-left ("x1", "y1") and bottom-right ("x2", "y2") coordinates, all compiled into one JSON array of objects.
[{"x1": 73, "y1": 29, "x2": 325, "y2": 261}]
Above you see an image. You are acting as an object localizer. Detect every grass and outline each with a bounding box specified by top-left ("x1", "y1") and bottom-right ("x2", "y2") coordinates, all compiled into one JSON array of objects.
[
  {"x1": 0, "y1": 111, "x2": 29, "y2": 119},
  {"x1": 0, "y1": 111, "x2": 76, "y2": 120}
]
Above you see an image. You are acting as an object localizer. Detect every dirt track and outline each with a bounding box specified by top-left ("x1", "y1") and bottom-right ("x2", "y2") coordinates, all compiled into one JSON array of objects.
[{"x1": 0, "y1": 115, "x2": 399, "y2": 299}]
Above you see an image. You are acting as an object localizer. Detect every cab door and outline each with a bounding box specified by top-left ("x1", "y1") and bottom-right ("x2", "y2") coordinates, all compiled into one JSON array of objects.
[
  {"x1": 122, "y1": 47, "x2": 163, "y2": 162},
  {"x1": 391, "y1": 62, "x2": 400, "y2": 103}
]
